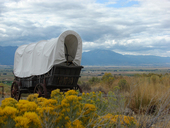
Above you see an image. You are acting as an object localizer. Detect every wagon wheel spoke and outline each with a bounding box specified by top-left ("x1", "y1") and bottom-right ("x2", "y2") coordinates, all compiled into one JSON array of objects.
[
  {"x1": 34, "y1": 83, "x2": 46, "y2": 97},
  {"x1": 77, "y1": 85, "x2": 83, "y2": 93},
  {"x1": 15, "y1": 91, "x2": 20, "y2": 99},
  {"x1": 36, "y1": 85, "x2": 42, "y2": 94},
  {"x1": 35, "y1": 87, "x2": 39, "y2": 93},
  {"x1": 11, "y1": 81, "x2": 21, "y2": 101}
]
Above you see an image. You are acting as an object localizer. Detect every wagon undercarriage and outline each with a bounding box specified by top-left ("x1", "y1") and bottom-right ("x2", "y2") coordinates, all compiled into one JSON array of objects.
[{"x1": 11, "y1": 65, "x2": 83, "y2": 100}]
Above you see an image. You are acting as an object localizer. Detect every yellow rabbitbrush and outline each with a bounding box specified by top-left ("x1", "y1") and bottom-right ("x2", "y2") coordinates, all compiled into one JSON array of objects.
[{"x1": 0, "y1": 89, "x2": 137, "y2": 128}]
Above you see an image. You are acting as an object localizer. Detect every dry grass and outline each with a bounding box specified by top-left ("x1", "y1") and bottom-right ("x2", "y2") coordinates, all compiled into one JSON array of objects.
[
  {"x1": 0, "y1": 83, "x2": 11, "y2": 95},
  {"x1": 80, "y1": 73, "x2": 170, "y2": 127},
  {"x1": 126, "y1": 75, "x2": 170, "y2": 113},
  {"x1": 84, "y1": 74, "x2": 170, "y2": 113}
]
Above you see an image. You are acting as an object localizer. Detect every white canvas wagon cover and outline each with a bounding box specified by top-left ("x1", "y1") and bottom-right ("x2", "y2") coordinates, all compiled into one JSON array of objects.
[{"x1": 14, "y1": 30, "x2": 82, "y2": 78}]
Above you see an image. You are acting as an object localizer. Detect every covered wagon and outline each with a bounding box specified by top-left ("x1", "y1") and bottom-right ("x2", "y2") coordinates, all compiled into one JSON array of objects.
[{"x1": 11, "y1": 30, "x2": 83, "y2": 100}]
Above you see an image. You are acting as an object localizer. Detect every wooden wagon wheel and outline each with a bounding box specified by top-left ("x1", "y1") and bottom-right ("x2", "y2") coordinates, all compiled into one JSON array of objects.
[
  {"x1": 11, "y1": 81, "x2": 21, "y2": 101},
  {"x1": 34, "y1": 83, "x2": 47, "y2": 98},
  {"x1": 77, "y1": 85, "x2": 83, "y2": 93}
]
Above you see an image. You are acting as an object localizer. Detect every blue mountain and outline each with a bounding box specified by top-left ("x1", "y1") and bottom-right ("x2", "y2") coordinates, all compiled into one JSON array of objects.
[
  {"x1": 0, "y1": 46, "x2": 18, "y2": 65},
  {"x1": 81, "y1": 49, "x2": 170, "y2": 66},
  {"x1": 0, "y1": 46, "x2": 170, "y2": 66}
]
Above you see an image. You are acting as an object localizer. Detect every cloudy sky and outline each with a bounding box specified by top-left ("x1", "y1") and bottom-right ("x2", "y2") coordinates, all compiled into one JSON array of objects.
[{"x1": 0, "y1": 0, "x2": 170, "y2": 57}]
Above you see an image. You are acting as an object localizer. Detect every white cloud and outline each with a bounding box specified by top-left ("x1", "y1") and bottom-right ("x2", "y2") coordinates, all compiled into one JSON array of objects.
[
  {"x1": 0, "y1": 0, "x2": 170, "y2": 57},
  {"x1": 0, "y1": 28, "x2": 6, "y2": 33}
]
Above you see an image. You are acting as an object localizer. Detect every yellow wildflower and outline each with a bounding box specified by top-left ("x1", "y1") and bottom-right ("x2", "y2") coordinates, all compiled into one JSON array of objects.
[
  {"x1": 100, "y1": 114, "x2": 137, "y2": 126},
  {"x1": 27, "y1": 94, "x2": 39, "y2": 102},
  {"x1": 61, "y1": 95, "x2": 79, "y2": 107},
  {"x1": 66, "y1": 108, "x2": 70, "y2": 112},
  {"x1": 83, "y1": 104, "x2": 96, "y2": 115},
  {"x1": 65, "y1": 116, "x2": 70, "y2": 120},
  {"x1": 23, "y1": 112, "x2": 41, "y2": 128},
  {"x1": 37, "y1": 106, "x2": 55, "y2": 117},
  {"x1": 65, "y1": 90, "x2": 78, "y2": 96},
  {"x1": 16, "y1": 100, "x2": 37, "y2": 115},
  {"x1": 41, "y1": 99, "x2": 58, "y2": 107},
  {"x1": 37, "y1": 97, "x2": 48, "y2": 106},
  {"x1": 72, "y1": 119, "x2": 85, "y2": 128},
  {"x1": 0, "y1": 107, "x2": 4, "y2": 124},
  {"x1": 90, "y1": 100, "x2": 94, "y2": 104},
  {"x1": 37, "y1": 106, "x2": 57, "y2": 126},
  {"x1": 1, "y1": 97, "x2": 18, "y2": 108},
  {"x1": 15, "y1": 116, "x2": 30, "y2": 128},
  {"x1": 78, "y1": 97, "x2": 82, "y2": 100},
  {"x1": 2, "y1": 106, "x2": 18, "y2": 119},
  {"x1": 82, "y1": 92, "x2": 85, "y2": 96},
  {"x1": 55, "y1": 114, "x2": 63, "y2": 123},
  {"x1": 51, "y1": 89, "x2": 63, "y2": 98},
  {"x1": 65, "y1": 120, "x2": 72, "y2": 128}
]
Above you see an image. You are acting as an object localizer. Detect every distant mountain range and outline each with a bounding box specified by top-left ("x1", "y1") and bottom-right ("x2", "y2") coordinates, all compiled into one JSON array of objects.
[
  {"x1": 0, "y1": 46, "x2": 170, "y2": 66},
  {"x1": 0, "y1": 46, "x2": 18, "y2": 65},
  {"x1": 82, "y1": 49, "x2": 170, "y2": 66}
]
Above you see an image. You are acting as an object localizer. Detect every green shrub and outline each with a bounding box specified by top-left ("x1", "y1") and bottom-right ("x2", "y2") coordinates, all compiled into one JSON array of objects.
[
  {"x1": 101, "y1": 73, "x2": 114, "y2": 86},
  {"x1": 88, "y1": 77, "x2": 100, "y2": 85},
  {"x1": 79, "y1": 82, "x2": 91, "y2": 92},
  {"x1": 150, "y1": 75, "x2": 160, "y2": 85},
  {"x1": 118, "y1": 79, "x2": 129, "y2": 91}
]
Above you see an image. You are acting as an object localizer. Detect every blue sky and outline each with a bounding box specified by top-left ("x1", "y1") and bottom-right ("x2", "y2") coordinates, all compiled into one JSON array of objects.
[
  {"x1": 0, "y1": 0, "x2": 170, "y2": 57},
  {"x1": 96, "y1": 0, "x2": 139, "y2": 8}
]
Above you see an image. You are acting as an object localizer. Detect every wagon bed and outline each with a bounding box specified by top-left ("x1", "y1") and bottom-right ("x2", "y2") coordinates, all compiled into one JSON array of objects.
[{"x1": 12, "y1": 65, "x2": 83, "y2": 100}]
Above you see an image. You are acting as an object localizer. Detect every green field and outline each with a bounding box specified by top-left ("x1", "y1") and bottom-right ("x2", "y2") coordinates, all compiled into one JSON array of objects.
[{"x1": 79, "y1": 66, "x2": 170, "y2": 81}]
